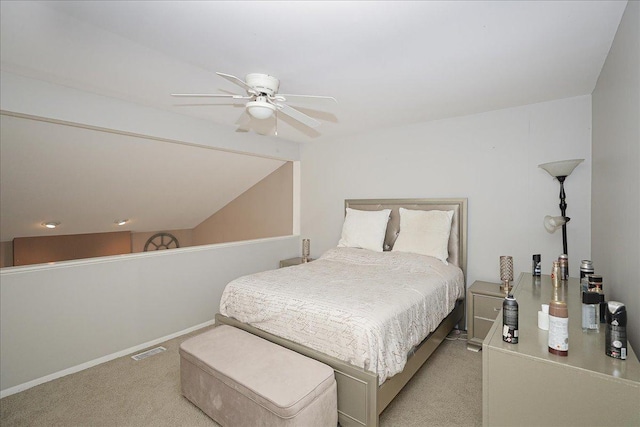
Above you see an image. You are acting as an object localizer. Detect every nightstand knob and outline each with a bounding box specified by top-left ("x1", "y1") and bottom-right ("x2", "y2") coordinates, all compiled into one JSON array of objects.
[{"x1": 493, "y1": 307, "x2": 501, "y2": 312}]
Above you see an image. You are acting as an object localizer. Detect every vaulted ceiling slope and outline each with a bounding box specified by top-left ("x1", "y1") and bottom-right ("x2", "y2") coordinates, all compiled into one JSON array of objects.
[
  {"x1": 0, "y1": 114, "x2": 285, "y2": 241},
  {"x1": 0, "y1": 1, "x2": 626, "y2": 143},
  {"x1": 0, "y1": 1, "x2": 627, "y2": 242}
]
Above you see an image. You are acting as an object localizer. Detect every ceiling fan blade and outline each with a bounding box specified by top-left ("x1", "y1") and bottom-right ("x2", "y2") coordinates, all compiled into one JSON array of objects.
[
  {"x1": 278, "y1": 94, "x2": 337, "y2": 104},
  {"x1": 275, "y1": 103, "x2": 321, "y2": 128},
  {"x1": 235, "y1": 112, "x2": 252, "y2": 132},
  {"x1": 216, "y1": 72, "x2": 258, "y2": 95},
  {"x1": 171, "y1": 93, "x2": 251, "y2": 99}
]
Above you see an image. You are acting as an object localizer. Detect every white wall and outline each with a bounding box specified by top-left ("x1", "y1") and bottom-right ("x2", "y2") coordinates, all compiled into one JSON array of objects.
[
  {"x1": 592, "y1": 1, "x2": 639, "y2": 355},
  {"x1": 0, "y1": 236, "x2": 300, "y2": 396},
  {"x1": 0, "y1": 70, "x2": 305, "y2": 397},
  {"x1": 301, "y1": 96, "x2": 592, "y2": 285}
]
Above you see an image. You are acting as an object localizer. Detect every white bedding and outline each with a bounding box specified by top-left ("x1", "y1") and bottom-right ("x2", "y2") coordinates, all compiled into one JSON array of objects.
[{"x1": 219, "y1": 247, "x2": 465, "y2": 384}]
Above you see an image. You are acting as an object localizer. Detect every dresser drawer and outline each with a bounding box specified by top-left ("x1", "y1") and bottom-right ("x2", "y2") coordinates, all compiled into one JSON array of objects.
[{"x1": 474, "y1": 294, "x2": 502, "y2": 320}]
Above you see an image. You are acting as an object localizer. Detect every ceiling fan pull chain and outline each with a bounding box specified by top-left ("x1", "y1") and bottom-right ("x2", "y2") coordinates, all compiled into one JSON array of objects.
[{"x1": 275, "y1": 109, "x2": 278, "y2": 136}]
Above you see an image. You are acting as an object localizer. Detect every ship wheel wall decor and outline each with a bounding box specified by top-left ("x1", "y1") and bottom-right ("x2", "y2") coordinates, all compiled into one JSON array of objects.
[{"x1": 144, "y1": 232, "x2": 180, "y2": 251}]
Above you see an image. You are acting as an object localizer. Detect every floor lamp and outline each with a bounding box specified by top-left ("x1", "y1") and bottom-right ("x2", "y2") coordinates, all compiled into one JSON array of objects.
[{"x1": 538, "y1": 159, "x2": 584, "y2": 255}]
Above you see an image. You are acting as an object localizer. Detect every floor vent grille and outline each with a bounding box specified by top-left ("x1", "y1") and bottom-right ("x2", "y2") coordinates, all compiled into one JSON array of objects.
[{"x1": 131, "y1": 346, "x2": 167, "y2": 361}]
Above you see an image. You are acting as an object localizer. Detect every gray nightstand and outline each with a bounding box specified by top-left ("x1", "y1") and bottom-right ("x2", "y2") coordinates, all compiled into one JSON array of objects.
[
  {"x1": 467, "y1": 280, "x2": 505, "y2": 351},
  {"x1": 279, "y1": 257, "x2": 314, "y2": 268}
]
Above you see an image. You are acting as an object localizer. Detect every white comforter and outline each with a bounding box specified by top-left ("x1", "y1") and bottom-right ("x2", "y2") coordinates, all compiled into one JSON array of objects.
[{"x1": 219, "y1": 247, "x2": 464, "y2": 384}]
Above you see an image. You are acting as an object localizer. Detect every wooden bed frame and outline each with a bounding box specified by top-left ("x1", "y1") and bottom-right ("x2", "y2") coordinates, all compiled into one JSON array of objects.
[{"x1": 215, "y1": 198, "x2": 468, "y2": 427}]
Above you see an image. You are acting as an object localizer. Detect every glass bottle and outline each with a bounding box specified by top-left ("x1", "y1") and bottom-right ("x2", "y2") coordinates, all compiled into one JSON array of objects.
[
  {"x1": 549, "y1": 300, "x2": 569, "y2": 356},
  {"x1": 582, "y1": 291, "x2": 600, "y2": 332}
]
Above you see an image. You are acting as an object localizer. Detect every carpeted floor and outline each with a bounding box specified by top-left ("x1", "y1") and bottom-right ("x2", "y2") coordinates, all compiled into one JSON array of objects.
[{"x1": 0, "y1": 327, "x2": 482, "y2": 426}]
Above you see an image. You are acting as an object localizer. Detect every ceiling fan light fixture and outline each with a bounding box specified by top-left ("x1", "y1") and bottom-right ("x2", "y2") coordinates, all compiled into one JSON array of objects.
[{"x1": 246, "y1": 100, "x2": 276, "y2": 120}]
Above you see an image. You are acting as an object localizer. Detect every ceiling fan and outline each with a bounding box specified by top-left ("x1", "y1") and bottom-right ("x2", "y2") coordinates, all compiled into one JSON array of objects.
[{"x1": 172, "y1": 72, "x2": 337, "y2": 130}]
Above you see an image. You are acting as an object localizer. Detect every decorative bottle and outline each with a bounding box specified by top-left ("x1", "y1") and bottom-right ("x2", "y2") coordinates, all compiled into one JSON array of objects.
[
  {"x1": 548, "y1": 300, "x2": 569, "y2": 356},
  {"x1": 558, "y1": 254, "x2": 569, "y2": 281},
  {"x1": 551, "y1": 261, "x2": 561, "y2": 288}
]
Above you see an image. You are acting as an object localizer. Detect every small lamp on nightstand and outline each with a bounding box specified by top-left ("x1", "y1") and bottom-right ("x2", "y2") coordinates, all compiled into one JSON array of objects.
[
  {"x1": 302, "y1": 239, "x2": 310, "y2": 263},
  {"x1": 538, "y1": 159, "x2": 584, "y2": 255},
  {"x1": 500, "y1": 255, "x2": 514, "y2": 293}
]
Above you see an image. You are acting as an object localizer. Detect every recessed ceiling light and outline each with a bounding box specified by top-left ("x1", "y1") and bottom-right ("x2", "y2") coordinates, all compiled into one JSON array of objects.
[
  {"x1": 42, "y1": 221, "x2": 60, "y2": 229},
  {"x1": 115, "y1": 219, "x2": 128, "y2": 226}
]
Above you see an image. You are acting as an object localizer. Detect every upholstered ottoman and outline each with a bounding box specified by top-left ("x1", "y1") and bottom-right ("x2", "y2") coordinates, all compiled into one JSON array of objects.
[{"x1": 179, "y1": 325, "x2": 337, "y2": 427}]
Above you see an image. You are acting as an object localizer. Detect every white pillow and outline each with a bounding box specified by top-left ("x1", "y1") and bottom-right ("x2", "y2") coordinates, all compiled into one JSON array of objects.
[
  {"x1": 337, "y1": 208, "x2": 391, "y2": 252},
  {"x1": 392, "y1": 208, "x2": 454, "y2": 264}
]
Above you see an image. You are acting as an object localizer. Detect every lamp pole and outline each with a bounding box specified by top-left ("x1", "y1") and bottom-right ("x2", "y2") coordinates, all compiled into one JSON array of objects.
[
  {"x1": 539, "y1": 159, "x2": 583, "y2": 257},
  {"x1": 557, "y1": 175, "x2": 569, "y2": 255}
]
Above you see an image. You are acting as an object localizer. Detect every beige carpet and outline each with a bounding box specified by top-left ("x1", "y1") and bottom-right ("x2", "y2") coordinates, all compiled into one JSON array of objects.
[{"x1": 0, "y1": 327, "x2": 481, "y2": 427}]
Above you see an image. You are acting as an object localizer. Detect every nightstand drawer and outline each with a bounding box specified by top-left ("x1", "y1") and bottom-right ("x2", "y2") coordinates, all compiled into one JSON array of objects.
[{"x1": 474, "y1": 294, "x2": 502, "y2": 320}]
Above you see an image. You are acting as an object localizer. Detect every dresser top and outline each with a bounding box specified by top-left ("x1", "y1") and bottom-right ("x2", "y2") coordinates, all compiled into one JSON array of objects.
[{"x1": 484, "y1": 272, "x2": 640, "y2": 383}]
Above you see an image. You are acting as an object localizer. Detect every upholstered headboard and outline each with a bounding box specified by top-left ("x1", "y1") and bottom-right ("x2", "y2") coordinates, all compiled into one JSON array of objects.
[{"x1": 344, "y1": 198, "x2": 468, "y2": 279}]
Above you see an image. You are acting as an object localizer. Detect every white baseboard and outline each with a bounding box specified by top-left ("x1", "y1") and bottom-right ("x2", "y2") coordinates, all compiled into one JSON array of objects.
[{"x1": 0, "y1": 319, "x2": 215, "y2": 399}]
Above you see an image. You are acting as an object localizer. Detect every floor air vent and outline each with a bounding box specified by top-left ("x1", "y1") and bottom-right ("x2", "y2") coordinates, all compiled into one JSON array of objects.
[{"x1": 131, "y1": 346, "x2": 166, "y2": 361}]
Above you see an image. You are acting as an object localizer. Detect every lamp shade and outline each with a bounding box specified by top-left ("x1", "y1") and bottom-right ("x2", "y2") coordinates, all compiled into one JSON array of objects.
[
  {"x1": 544, "y1": 215, "x2": 566, "y2": 233},
  {"x1": 246, "y1": 101, "x2": 276, "y2": 120},
  {"x1": 538, "y1": 159, "x2": 584, "y2": 178}
]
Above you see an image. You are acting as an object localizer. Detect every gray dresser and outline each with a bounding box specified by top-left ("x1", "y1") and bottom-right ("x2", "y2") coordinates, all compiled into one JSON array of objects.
[{"x1": 483, "y1": 272, "x2": 640, "y2": 426}]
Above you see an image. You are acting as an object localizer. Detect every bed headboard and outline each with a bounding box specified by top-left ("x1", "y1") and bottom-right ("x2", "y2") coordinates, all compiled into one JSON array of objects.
[{"x1": 344, "y1": 198, "x2": 468, "y2": 279}]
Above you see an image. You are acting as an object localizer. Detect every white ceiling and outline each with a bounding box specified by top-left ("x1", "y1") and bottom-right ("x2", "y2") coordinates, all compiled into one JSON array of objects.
[
  {"x1": 0, "y1": 1, "x2": 627, "y2": 243},
  {"x1": 1, "y1": 1, "x2": 626, "y2": 142}
]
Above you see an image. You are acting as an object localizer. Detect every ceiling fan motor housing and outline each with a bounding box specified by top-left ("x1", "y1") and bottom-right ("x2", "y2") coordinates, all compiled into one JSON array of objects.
[{"x1": 245, "y1": 73, "x2": 279, "y2": 96}]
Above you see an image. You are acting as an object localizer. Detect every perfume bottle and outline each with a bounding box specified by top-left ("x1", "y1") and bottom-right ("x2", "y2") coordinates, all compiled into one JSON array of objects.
[
  {"x1": 582, "y1": 291, "x2": 600, "y2": 332},
  {"x1": 532, "y1": 254, "x2": 541, "y2": 276}
]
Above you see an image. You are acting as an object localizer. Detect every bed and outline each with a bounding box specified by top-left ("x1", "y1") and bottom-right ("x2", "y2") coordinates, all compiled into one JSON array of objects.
[{"x1": 215, "y1": 198, "x2": 468, "y2": 427}]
